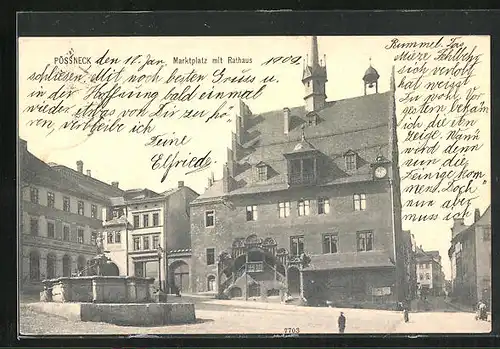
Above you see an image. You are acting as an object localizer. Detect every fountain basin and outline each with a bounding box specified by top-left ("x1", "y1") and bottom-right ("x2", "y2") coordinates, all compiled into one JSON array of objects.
[
  {"x1": 26, "y1": 302, "x2": 196, "y2": 326},
  {"x1": 41, "y1": 276, "x2": 155, "y2": 303}
]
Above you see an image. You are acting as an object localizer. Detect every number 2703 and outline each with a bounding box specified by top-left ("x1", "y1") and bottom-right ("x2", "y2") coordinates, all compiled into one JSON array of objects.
[{"x1": 284, "y1": 327, "x2": 300, "y2": 334}]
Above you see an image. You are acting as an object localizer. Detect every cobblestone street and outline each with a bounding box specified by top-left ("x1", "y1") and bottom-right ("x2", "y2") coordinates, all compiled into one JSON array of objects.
[{"x1": 20, "y1": 296, "x2": 491, "y2": 335}]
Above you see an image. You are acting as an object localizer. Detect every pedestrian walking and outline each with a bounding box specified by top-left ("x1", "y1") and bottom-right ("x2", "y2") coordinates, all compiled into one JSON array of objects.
[
  {"x1": 338, "y1": 312, "x2": 346, "y2": 333},
  {"x1": 403, "y1": 307, "x2": 409, "y2": 323}
]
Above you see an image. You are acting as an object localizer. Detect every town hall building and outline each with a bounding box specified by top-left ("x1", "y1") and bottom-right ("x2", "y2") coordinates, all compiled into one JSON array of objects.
[{"x1": 189, "y1": 36, "x2": 410, "y2": 307}]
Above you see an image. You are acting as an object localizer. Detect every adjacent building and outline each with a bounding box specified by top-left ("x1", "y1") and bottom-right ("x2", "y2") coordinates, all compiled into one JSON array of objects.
[
  {"x1": 448, "y1": 207, "x2": 491, "y2": 308},
  {"x1": 19, "y1": 139, "x2": 123, "y2": 293},
  {"x1": 102, "y1": 182, "x2": 198, "y2": 292},
  {"x1": 415, "y1": 247, "x2": 446, "y2": 297},
  {"x1": 189, "y1": 36, "x2": 410, "y2": 307}
]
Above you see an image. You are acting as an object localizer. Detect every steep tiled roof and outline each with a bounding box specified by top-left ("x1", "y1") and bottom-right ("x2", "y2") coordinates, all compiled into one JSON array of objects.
[
  {"x1": 451, "y1": 206, "x2": 491, "y2": 242},
  {"x1": 21, "y1": 150, "x2": 112, "y2": 203},
  {"x1": 193, "y1": 91, "x2": 393, "y2": 202},
  {"x1": 304, "y1": 251, "x2": 395, "y2": 271}
]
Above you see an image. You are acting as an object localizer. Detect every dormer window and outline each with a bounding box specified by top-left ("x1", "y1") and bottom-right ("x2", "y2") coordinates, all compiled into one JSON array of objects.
[
  {"x1": 344, "y1": 150, "x2": 357, "y2": 171},
  {"x1": 306, "y1": 112, "x2": 318, "y2": 126},
  {"x1": 288, "y1": 157, "x2": 317, "y2": 185},
  {"x1": 255, "y1": 162, "x2": 268, "y2": 182}
]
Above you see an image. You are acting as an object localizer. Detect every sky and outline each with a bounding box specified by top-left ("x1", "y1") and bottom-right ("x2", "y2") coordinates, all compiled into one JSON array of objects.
[{"x1": 18, "y1": 36, "x2": 491, "y2": 279}]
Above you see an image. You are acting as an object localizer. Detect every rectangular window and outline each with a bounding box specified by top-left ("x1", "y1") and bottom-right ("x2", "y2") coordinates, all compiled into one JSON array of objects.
[
  {"x1": 206, "y1": 248, "x2": 215, "y2": 265},
  {"x1": 298, "y1": 199, "x2": 310, "y2": 216},
  {"x1": 77, "y1": 228, "x2": 84, "y2": 244},
  {"x1": 322, "y1": 234, "x2": 338, "y2": 254},
  {"x1": 419, "y1": 273, "x2": 424, "y2": 280},
  {"x1": 353, "y1": 193, "x2": 367, "y2": 211},
  {"x1": 318, "y1": 198, "x2": 330, "y2": 214},
  {"x1": 107, "y1": 232, "x2": 114, "y2": 244},
  {"x1": 47, "y1": 192, "x2": 55, "y2": 208},
  {"x1": 91, "y1": 231, "x2": 97, "y2": 245},
  {"x1": 91, "y1": 204, "x2": 98, "y2": 218},
  {"x1": 290, "y1": 236, "x2": 304, "y2": 256},
  {"x1": 143, "y1": 236, "x2": 150, "y2": 250},
  {"x1": 257, "y1": 166, "x2": 267, "y2": 181},
  {"x1": 153, "y1": 235, "x2": 160, "y2": 249},
  {"x1": 47, "y1": 222, "x2": 55, "y2": 238},
  {"x1": 115, "y1": 232, "x2": 121, "y2": 243},
  {"x1": 153, "y1": 213, "x2": 160, "y2": 226},
  {"x1": 30, "y1": 187, "x2": 39, "y2": 204},
  {"x1": 356, "y1": 231, "x2": 373, "y2": 252},
  {"x1": 133, "y1": 237, "x2": 141, "y2": 251},
  {"x1": 63, "y1": 196, "x2": 70, "y2": 212},
  {"x1": 246, "y1": 205, "x2": 258, "y2": 221},
  {"x1": 483, "y1": 227, "x2": 491, "y2": 241},
  {"x1": 133, "y1": 215, "x2": 140, "y2": 228},
  {"x1": 143, "y1": 214, "x2": 149, "y2": 228},
  {"x1": 278, "y1": 202, "x2": 291, "y2": 218},
  {"x1": 205, "y1": 210, "x2": 215, "y2": 227},
  {"x1": 78, "y1": 201, "x2": 85, "y2": 215},
  {"x1": 345, "y1": 154, "x2": 357, "y2": 171},
  {"x1": 63, "y1": 225, "x2": 70, "y2": 241},
  {"x1": 30, "y1": 218, "x2": 39, "y2": 235},
  {"x1": 426, "y1": 273, "x2": 431, "y2": 280}
]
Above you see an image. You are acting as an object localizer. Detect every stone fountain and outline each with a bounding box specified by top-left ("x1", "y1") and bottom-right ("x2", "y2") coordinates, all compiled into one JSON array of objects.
[{"x1": 33, "y1": 237, "x2": 196, "y2": 326}]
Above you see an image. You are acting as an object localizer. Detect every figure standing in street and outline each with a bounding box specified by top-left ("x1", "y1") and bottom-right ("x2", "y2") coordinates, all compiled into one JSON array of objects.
[
  {"x1": 338, "y1": 312, "x2": 346, "y2": 333},
  {"x1": 403, "y1": 307, "x2": 409, "y2": 323}
]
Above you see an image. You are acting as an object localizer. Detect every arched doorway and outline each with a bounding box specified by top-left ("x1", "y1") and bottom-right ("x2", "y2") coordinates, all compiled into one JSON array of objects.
[
  {"x1": 288, "y1": 267, "x2": 300, "y2": 295},
  {"x1": 77, "y1": 255, "x2": 86, "y2": 275},
  {"x1": 170, "y1": 261, "x2": 189, "y2": 293},
  {"x1": 29, "y1": 250, "x2": 40, "y2": 281},
  {"x1": 102, "y1": 262, "x2": 120, "y2": 276},
  {"x1": 62, "y1": 255, "x2": 71, "y2": 277},
  {"x1": 207, "y1": 275, "x2": 216, "y2": 292},
  {"x1": 46, "y1": 253, "x2": 56, "y2": 279},
  {"x1": 229, "y1": 286, "x2": 242, "y2": 298}
]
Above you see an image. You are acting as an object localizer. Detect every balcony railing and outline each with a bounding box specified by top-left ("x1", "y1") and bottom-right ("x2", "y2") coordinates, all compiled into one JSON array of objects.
[
  {"x1": 247, "y1": 261, "x2": 264, "y2": 273},
  {"x1": 288, "y1": 173, "x2": 317, "y2": 185}
]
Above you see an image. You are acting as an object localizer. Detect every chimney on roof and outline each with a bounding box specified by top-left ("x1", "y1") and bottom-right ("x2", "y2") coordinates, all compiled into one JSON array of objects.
[
  {"x1": 222, "y1": 163, "x2": 233, "y2": 193},
  {"x1": 178, "y1": 181, "x2": 184, "y2": 188},
  {"x1": 76, "y1": 160, "x2": 83, "y2": 173},
  {"x1": 474, "y1": 208, "x2": 481, "y2": 223},
  {"x1": 111, "y1": 181, "x2": 119, "y2": 188},
  {"x1": 86, "y1": 170, "x2": 91, "y2": 177},
  {"x1": 283, "y1": 107, "x2": 291, "y2": 135}
]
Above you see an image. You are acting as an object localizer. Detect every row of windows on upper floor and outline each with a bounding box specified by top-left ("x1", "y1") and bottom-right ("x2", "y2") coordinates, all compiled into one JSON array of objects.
[
  {"x1": 203, "y1": 194, "x2": 367, "y2": 227},
  {"x1": 418, "y1": 272, "x2": 433, "y2": 281},
  {"x1": 104, "y1": 231, "x2": 161, "y2": 252},
  {"x1": 132, "y1": 212, "x2": 160, "y2": 229},
  {"x1": 28, "y1": 217, "x2": 98, "y2": 245},
  {"x1": 256, "y1": 152, "x2": 361, "y2": 183},
  {"x1": 29, "y1": 187, "x2": 99, "y2": 218},
  {"x1": 203, "y1": 231, "x2": 375, "y2": 265}
]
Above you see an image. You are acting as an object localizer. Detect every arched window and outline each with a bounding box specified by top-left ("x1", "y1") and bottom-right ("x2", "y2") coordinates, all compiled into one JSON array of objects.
[
  {"x1": 29, "y1": 250, "x2": 40, "y2": 281},
  {"x1": 46, "y1": 253, "x2": 56, "y2": 279},
  {"x1": 207, "y1": 275, "x2": 216, "y2": 292},
  {"x1": 62, "y1": 255, "x2": 71, "y2": 277},
  {"x1": 77, "y1": 255, "x2": 86, "y2": 275}
]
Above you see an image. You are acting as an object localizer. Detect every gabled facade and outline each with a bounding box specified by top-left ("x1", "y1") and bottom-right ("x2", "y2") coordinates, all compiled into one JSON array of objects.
[
  {"x1": 415, "y1": 247, "x2": 446, "y2": 297},
  {"x1": 189, "y1": 36, "x2": 408, "y2": 307}
]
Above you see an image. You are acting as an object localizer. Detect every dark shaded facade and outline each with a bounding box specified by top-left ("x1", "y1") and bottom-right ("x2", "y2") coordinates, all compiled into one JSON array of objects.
[
  {"x1": 189, "y1": 37, "x2": 409, "y2": 308},
  {"x1": 449, "y1": 207, "x2": 491, "y2": 308}
]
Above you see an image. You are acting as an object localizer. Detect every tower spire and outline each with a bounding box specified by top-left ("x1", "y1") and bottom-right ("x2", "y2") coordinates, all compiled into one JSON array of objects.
[
  {"x1": 302, "y1": 36, "x2": 327, "y2": 112},
  {"x1": 309, "y1": 36, "x2": 320, "y2": 68}
]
